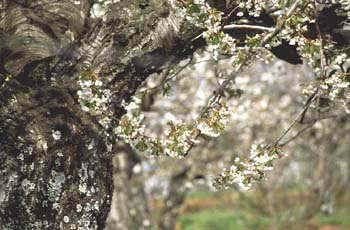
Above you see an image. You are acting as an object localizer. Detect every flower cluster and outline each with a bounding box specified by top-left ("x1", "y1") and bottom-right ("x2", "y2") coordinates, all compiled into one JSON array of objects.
[
  {"x1": 115, "y1": 98, "x2": 231, "y2": 157},
  {"x1": 236, "y1": 0, "x2": 278, "y2": 18},
  {"x1": 162, "y1": 121, "x2": 198, "y2": 157},
  {"x1": 213, "y1": 144, "x2": 285, "y2": 190},
  {"x1": 325, "y1": 51, "x2": 349, "y2": 113},
  {"x1": 115, "y1": 112, "x2": 145, "y2": 142},
  {"x1": 170, "y1": 0, "x2": 225, "y2": 47},
  {"x1": 77, "y1": 74, "x2": 112, "y2": 129},
  {"x1": 302, "y1": 50, "x2": 350, "y2": 113},
  {"x1": 172, "y1": 0, "x2": 222, "y2": 28},
  {"x1": 266, "y1": 4, "x2": 350, "y2": 113},
  {"x1": 51, "y1": 130, "x2": 62, "y2": 141},
  {"x1": 77, "y1": 79, "x2": 111, "y2": 115},
  {"x1": 196, "y1": 104, "x2": 232, "y2": 137},
  {"x1": 322, "y1": 72, "x2": 350, "y2": 113},
  {"x1": 114, "y1": 98, "x2": 150, "y2": 147},
  {"x1": 114, "y1": 98, "x2": 161, "y2": 154}
]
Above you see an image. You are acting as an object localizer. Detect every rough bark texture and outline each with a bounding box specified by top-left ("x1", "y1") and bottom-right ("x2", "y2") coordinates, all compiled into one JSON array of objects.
[{"x1": 0, "y1": 0, "x2": 205, "y2": 229}]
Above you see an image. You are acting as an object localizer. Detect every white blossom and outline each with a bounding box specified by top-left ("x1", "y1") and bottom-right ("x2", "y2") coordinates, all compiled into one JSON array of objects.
[
  {"x1": 214, "y1": 144, "x2": 285, "y2": 190},
  {"x1": 63, "y1": 216, "x2": 69, "y2": 223},
  {"x1": 52, "y1": 130, "x2": 61, "y2": 140}
]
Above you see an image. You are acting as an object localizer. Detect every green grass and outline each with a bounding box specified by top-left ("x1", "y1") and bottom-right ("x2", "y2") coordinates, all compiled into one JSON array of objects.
[
  {"x1": 187, "y1": 187, "x2": 234, "y2": 199},
  {"x1": 179, "y1": 209, "x2": 350, "y2": 230},
  {"x1": 171, "y1": 190, "x2": 350, "y2": 229},
  {"x1": 180, "y1": 210, "x2": 271, "y2": 230},
  {"x1": 314, "y1": 209, "x2": 350, "y2": 226}
]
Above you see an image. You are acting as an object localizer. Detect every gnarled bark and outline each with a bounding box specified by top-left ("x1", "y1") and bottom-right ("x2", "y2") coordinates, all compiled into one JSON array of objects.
[{"x1": 0, "y1": 0, "x2": 203, "y2": 228}]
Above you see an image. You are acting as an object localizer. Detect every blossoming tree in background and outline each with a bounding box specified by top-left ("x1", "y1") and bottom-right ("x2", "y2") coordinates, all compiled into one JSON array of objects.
[
  {"x1": 107, "y1": 53, "x2": 348, "y2": 229},
  {"x1": 117, "y1": 0, "x2": 350, "y2": 190}
]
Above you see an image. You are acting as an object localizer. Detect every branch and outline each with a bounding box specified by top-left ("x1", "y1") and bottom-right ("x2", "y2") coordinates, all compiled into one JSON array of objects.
[
  {"x1": 268, "y1": 90, "x2": 318, "y2": 148},
  {"x1": 139, "y1": 56, "x2": 193, "y2": 94},
  {"x1": 315, "y1": 17, "x2": 327, "y2": 81},
  {"x1": 266, "y1": 0, "x2": 339, "y2": 148},
  {"x1": 280, "y1": 114, "x2": 338, "y2": 146},
  {"x1": 184, "y1": 0, "x2": 304, "y2": 156},
  {"x1": 203, "y1": 0, "x2": 303, "y2": 113},
  {"x1": 298, "y1": 88, "x2": 319, "y2": 124},
  {"x1": 260, "y1": 0, "x2": 302, "y2": 46},
  {"x1": 223, "y1": 24, "x2": 274, "y2": 32},
  {"x1": 301, "y1": 114, "x2": 338, "y2": 124},
  {"x1": 279, "y1": 121, "x2": 316, "y2": 147}
]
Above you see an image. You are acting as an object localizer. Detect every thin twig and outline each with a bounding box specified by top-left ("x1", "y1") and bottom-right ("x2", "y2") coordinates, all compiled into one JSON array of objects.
[
  {"x1": 221, "y1": 6, "x2": 240, "y2": 30},
  {"x1": 315, "y1": 18, "x2": 326, "y2": 80},
  {"x1": 301, "y1": 114, "x2": 338, "y2": 124},
  {"x1": 193, "y1": 23, "x2": 274, "y2": 45},
  {"x1": 268, "y1": 89, "x2": 318, "y2": 148},
  {"x1": 223, "y1": 24, "x2": 274, "y2": 32},
  {"x1": 261, "y1": 0, "x2": 302, "y2": 46},
  {"x1": 189, "y1": 56, "x2": 232, "y2": 65},
  {"x1": 140, "y1": 56, "x2": 193, "y2": 94},
  {"x1": 280, "y1": 114, "x2": 338, "y2": 146},
  {"x1": 299, "y1": 88, "x2": 319, "y2": 123},
  {"x1": 280, "y1": 121, "x2": 316, "y2": 146},
  {"x1": 313, "y1": 11, "x2": 327, "y2": 113}
]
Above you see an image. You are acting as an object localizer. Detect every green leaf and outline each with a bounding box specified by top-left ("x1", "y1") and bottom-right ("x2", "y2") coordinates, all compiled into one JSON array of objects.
[
  {"x1": 188, "y1": 3, "x2": 200, "y2": 14},
  {"x1": 136, "y1": 140, "x2": 148, "y2": 152}
]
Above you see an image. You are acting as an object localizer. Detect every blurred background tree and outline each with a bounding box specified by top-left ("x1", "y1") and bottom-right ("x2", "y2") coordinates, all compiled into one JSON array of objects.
[{"x1": 107, "y1": 53, "x2": 350, "y2": 229}]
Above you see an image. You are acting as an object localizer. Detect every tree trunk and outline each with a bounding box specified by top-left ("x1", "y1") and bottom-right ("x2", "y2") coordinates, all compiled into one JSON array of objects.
[
  {"x1": 0, "y1": 0, "x2": 203, "y2": 228},
  {"x1": 158, "y1": 167, "x2": 190, "y2": 230},
  {"x1": 107, "y1": 142, "x2": 151, "y2": 230}
]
